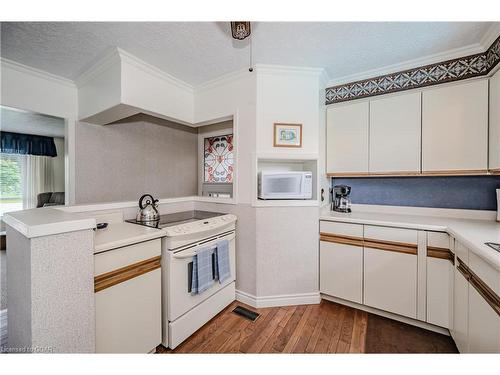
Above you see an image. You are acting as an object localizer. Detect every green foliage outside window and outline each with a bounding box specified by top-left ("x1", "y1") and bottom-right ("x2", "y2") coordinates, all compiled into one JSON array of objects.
[{"x1": 0, "y1": 155, "x2": 22, "y2": 200}]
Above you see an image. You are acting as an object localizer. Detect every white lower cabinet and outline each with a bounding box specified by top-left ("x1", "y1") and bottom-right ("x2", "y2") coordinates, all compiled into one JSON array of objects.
[
  {"x1": 426, "y1": 232, "x2": 453, "y2": 329},
  {"x1": 452, "y1": 261, "x2": 469, "y2": 353},
  {"x1": 320, "y1": 241, "x2": 363, "y2": 303},
  {"x1": 468, "y1": 285, "x2": 500, "y2": 353},
  {"x1": 94, "y1": 239, "x2": 162, "y2": 353},
  {"x1": 319, "y1": 221, "x2": 363, "y2": 304},
  {"x1": 363, "y1": 248, "x2": 418, "y2": 319},
  {"x1": 426, "y1": 257, "x2": 453, "y2": 328}
]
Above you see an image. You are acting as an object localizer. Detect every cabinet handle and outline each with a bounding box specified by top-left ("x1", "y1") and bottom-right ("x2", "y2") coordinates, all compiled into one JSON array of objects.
[
  {"x1": 427, "y1": 246, "x2": 455, "y2": 264},
  {"x1": 94, "y1": 256, "x2": 161, "y2": 292},
  {"x1": 364, "y1": 238, "x2": 417, "y2": 255},
  {"x1": 319, "y1": 233, "x2": 364, "y2": 247},
  {"x1": 456, "y1": 258, "x2": 500, "y2": 316}
]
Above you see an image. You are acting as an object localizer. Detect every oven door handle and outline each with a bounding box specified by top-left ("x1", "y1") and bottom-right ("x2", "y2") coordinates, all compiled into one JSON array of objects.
[
  {"x1": 172, "y1": 251, "x2": 204, "y2": 260},
  {"x1": 171, "y1": 233, "x2": 235, "y2": 259}
]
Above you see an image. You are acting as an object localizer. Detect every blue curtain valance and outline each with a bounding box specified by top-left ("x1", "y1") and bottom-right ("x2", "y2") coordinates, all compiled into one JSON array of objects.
[{"x1": 0, "y1": 131, "x2": 57, "y2": 157}]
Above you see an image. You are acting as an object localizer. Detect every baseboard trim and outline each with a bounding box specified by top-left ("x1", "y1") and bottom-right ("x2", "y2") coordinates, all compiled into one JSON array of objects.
[
  {"x1": 322, "y1": 294, "x2": 450, "y2": 336},
  {"x1": 236, "y1": 290, "x2": 321, "y2": 308}
]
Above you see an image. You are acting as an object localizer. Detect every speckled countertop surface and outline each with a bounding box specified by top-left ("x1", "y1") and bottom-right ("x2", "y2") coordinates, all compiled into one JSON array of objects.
[{"x1": 93, "y1": 222, "x2": 165, "y2": 253}]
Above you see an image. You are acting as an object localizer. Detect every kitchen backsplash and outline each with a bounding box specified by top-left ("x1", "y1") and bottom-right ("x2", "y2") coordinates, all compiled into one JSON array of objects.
[
  {"x1": 331, "y1": 176, "x2": 500, "y2": 211},
  {"x1": 75, "y1": 114, "x2": 198, "y2": 204}
]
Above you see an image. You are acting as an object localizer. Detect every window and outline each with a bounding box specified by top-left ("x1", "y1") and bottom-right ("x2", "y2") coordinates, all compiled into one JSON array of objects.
[
  {"x1": 0, "y1": 154, "x2": 23, "y2": 216},
  {"x1": 204, "y1": 134, "x2": 234, "y2": 183}
]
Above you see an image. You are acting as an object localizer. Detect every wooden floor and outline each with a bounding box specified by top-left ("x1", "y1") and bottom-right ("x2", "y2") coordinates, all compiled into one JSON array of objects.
[{"x1": 156, "y1": 299, "x2": 456, "y2": 354}]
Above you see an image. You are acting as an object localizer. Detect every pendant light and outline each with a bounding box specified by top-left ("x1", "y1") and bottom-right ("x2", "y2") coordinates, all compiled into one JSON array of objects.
[{"x1": 230, "y1": 22, "x2": 251, "y2": 40}]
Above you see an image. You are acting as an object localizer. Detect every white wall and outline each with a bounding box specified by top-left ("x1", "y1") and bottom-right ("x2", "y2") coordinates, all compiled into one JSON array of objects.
[
  {"x1": 195, "y1": 70, "x2": 256, "y2": 205},
  {"x1": 0, "y1": 59, "x2": 77, "y2": 204},
  {"x1": 53, "y1": 138, "x2": 65, "y2": 192},
  {"x1": 255, "y1": 66, "x2": 322, "y2": 155}
]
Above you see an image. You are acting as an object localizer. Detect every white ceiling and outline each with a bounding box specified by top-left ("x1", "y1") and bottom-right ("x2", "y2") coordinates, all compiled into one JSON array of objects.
[
  {"x1": 0, "y1": 106, "x2": 65, "y2": 138},
  {"x1": 0, "y1": 22, "x2": 496, "y2": 86}
]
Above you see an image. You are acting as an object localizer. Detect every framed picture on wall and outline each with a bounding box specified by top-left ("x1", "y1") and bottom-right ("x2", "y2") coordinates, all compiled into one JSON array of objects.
[{"x1": 273, "y1": 123, "x2": 302, "y2": 148}]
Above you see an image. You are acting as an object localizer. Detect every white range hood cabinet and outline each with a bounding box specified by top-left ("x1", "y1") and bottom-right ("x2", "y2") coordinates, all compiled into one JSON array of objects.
[{"x1": 77, "y1": 48, "x2": 195, "y2": 126}]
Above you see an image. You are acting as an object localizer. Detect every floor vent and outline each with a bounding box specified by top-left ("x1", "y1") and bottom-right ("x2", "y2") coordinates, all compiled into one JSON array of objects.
[{"x1": 232, "y1": 306, "x2": 260, "y2": 322}]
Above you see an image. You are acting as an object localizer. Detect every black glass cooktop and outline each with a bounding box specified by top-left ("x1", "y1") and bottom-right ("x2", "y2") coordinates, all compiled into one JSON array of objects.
[{"x1": 126, "y1": 210, "x2": 224, "y2": 229}]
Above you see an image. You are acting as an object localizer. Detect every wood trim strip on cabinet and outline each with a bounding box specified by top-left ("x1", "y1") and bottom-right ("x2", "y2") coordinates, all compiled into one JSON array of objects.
[
  {"x1": 363, "y1": 238, "x2": 418, "y2": 255},
  {"x1": 326, "y1": 170, "x2": 490, "y2": 178},
  {"x1": 427, "y1": 246, "x2": 455, "y2": 265},
  {"x1": 319, "y1": 232, "x2": 364, "y2": 247},
  {"x1": 365, "y1": 171, "x2": 421, "y2": 176},
  {"x1": 420, "y1": 170, "x2": 489, "y2": 176},
  {"x1": 456, "y1": 257, "x2": 470, "y2": 280},
  {"x1": 94, "y1": 256, "x2": 161, "y2": 293},
  {"x1": 468, "y1": 269, "x2": 500, "y2": 317},
  {"x1": 456, "y1": 257, "x2": 500, "y2": 316},
  {"x1": 326, "y1": 172, "x2": 371, "y2": 177}
]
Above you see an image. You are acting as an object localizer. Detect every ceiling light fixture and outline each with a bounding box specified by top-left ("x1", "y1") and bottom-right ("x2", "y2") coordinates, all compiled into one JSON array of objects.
[{"x1": 230, "y1": 22, "x2": 251, "y2": 40}]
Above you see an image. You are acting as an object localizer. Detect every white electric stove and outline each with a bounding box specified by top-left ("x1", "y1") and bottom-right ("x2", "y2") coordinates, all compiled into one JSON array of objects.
[{"x1": 159, "y1": 212, "x2": 237, "y2": 349}]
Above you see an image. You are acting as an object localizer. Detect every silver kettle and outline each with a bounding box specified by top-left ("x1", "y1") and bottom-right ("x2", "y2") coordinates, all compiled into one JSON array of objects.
[{"x1": 136, "y1": 194, "x2": 160, "y2": 222}]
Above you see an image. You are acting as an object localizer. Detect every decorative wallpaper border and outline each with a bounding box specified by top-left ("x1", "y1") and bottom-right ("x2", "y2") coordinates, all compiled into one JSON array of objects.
[{"x1": 325, "y1": 35, "x2": 500, "y2": 104}]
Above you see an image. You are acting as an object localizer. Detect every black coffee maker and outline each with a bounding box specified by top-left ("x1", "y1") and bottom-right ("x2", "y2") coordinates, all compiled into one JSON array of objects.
[{"x1": 331, "y1": 185, "x2": 352, "y2": 213}]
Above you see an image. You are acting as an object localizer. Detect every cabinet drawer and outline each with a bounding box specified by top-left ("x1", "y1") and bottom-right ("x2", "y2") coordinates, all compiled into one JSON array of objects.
[
  {"x1": 469, "y1": 251, "x2": 500, "y2": 296},
  {"x1": 320, "y1": 241, "x2": 363, "y2": 303},
  {"x1": 320, "y1": 221, "x2": 363, "y2": 238},
  {"x1": 95, "y1": 238, "x2": 161, "y2": 276},
  {"x1": 427, "y1": 232, "x2": 454, "y2": 264},
  {"x1": 427, "y1": 232, "x2": 450, "y2": 249},
  {"x1": 364, "y1": 225, "x2": 418, "y2": 244}
]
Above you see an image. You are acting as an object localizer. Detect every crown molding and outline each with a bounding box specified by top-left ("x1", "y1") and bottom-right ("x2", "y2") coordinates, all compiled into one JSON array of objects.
[
  {"x1": 326, "y1": 42, "x2": 484, "y2": 87},
  {"x1": 75, "y1": 47, "x2": 193, "y2": 93},
  {"x1": 117, "y1": 48, "x2": 194, "y2": 93},
  {"x1": 254, "y1": 63, "x2": 325, "y2": 76},
  {"x1": 0, "y1": 58, "x2": 76, "y2": 89},
  {"x1": 195, "y1": 67, "x2": 254, "y2": 92},
  {"x1": 74, "y1": 47, "x2": 122, "y2": 87}
]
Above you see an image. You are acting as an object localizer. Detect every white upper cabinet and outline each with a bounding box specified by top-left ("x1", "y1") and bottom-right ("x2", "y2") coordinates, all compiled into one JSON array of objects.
[
  {"x1": 369, "y1": 92, "x2": 421, "y2": 173},
  {"x1": 422, "y1": 80, "x2": 489, "y2": 173},
  {"x1": 489, "y1": 69, "x2": 500, "y2": 172},
  {"x1": 327, "y1": 101, "x2": 369, "y2": 175}
]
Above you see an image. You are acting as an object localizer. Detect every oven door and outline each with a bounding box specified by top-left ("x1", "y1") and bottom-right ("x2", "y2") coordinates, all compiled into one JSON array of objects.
[{"x1": 165, "y1": 231, "x2": 236, "y2": 322}]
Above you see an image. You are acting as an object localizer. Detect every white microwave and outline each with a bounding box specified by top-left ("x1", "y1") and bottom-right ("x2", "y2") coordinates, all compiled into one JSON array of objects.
[{"x1": 258, "y1": 171, "x2": 313, "y2": 200}]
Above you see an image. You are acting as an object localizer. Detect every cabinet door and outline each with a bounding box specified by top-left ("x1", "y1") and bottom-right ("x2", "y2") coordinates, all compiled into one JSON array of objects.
[
  {"x1": 364, "y1": 248, "x2": 418, "y2": 318},
  {"x1": 95, "y1": 269, "x2": 162, "y2": 353},
  {"x1": 427, "y1": 258, "x2": 453, "y2": 328},
  {"x1": 94, "y1": 239, "x2": 162, "y2": 353},
  {"x1": 489, "y1": 70, "x2": 500, "y2": 171},
  {"x1": 452, "y1": 263, "x2": 469, "y2": 353},
  {"x1": 326, "y1": 102, "x2": 369, "y2": 174},
  {"x1": 468, "y1": 285, "x2": 500, "y2": 353},
  {"x1": 426, "y1": 232, "x2": 453, "y2": 328},
  {"x1": 422, "y1": 80, "x2": 488, "y2": 173},
  {"x1": 320, "y1": 241, "x2": 363, "y2": 303},
  {"x1": 369, "y1": 92, "x2": 421, "y2": 173}
]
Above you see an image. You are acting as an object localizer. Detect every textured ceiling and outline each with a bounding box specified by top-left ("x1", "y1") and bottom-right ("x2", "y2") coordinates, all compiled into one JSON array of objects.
[
  {"x1": 0, "y1": 22, "x2": 495, "y2": 85},
  {"x1": 1, "y1": 106, "x2": 65, "y2": 137}
]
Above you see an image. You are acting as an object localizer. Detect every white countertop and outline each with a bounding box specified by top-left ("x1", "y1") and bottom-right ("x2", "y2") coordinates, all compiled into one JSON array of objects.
[
  {"x1": 320, "y1": 208, "x2": 500, "y2": 271},
  {"x1": 2, "y1": 208, "x2": 96, "y2": 238},
  {"x1": 93, "y1": 222, "x2": 165, "y2": 253}
]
